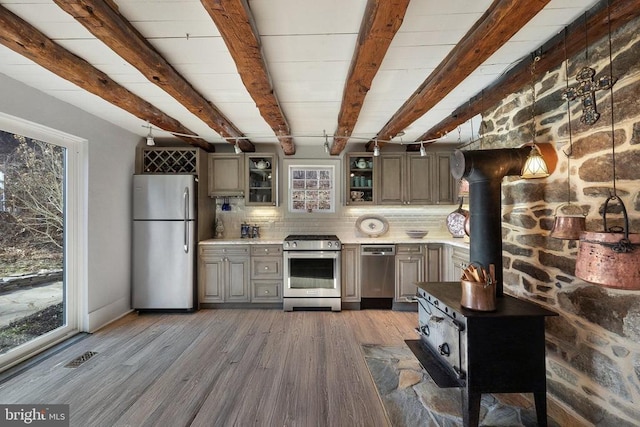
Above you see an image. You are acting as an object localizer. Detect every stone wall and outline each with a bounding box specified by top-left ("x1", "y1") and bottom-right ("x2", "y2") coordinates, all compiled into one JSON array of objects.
[{"x1": 475, "y1": 15, "x2": 640, "y2": 426}]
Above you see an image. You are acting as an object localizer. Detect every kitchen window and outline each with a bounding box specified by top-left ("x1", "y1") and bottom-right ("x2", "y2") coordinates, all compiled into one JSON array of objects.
[{"x1": 287, "y1": 164, "x2": 336, "y2": 213}]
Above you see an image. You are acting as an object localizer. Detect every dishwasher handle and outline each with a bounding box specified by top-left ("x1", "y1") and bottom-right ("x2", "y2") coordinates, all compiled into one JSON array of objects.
[{"x1": 361, "y1": 245, "x2": 396, "y2": 256}]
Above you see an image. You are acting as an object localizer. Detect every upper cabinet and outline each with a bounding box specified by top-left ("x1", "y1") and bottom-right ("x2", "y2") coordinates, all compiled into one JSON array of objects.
[
  {"x1": 246, "y1": 154, "x2": 278, "y2": 206},
  {"x1": 375, "y1": 152, "x2": 456, "y2": 205},
  {"x1": 345, "y1": 153, "x2": 375, "y2": 205},
  {"x1": 433, "y1": 152, "x2": 457, "y2": 205},
  {"x1": 208, "y1": 154, "x2": 245, "y2": 197},
  {"x1": 208, "y1": 153, "x2": 278, "y2": 205}
]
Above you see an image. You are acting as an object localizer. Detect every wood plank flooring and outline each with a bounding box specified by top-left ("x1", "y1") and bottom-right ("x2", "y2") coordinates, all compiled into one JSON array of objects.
[{"x1": 0, "y1": 309, "x2": 418, "y2": 427}]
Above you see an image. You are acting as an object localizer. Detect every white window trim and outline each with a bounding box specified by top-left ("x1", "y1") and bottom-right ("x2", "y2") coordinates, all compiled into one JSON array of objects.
[{"x1": 0, "y1": 112, "x2": 87, "y2": 371}]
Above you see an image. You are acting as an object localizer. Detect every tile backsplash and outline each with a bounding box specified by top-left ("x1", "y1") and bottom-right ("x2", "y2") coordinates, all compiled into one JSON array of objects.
[{"x1": 211, "y1": 197, "x2": 457, "y2": 240}]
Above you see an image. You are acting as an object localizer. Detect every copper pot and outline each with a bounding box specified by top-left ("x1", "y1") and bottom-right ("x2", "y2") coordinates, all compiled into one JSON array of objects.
[
  {"x1": 460, "y1": 279, "x2": 496, "y2": 311},
  {"x1": 550, "y1": 203, "x2": 586, "y2": 240},
  {"x1": 460, "y1": 264, "x2": 496, "y2": 311},
  {"x1": 575, "y1": 196, "x2": 640, "y2": 289}
]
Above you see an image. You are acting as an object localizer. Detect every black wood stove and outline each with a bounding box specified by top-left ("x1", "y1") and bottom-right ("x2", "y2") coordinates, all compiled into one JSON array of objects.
[
  {"x1": 407, "y1": 147, "x2": 558, "y2": 427},
  {"x1": 407, "y1": 282, "x2": 556, "y2": 426}
]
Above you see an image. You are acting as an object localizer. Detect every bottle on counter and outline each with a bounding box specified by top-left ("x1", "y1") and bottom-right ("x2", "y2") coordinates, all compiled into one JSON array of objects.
[
  {"x1": 240, "y1": 223, "x2": 250, "y2": 238},
  {"x1": 215, "y1": 218, "x2": 224, "y2": 238}
]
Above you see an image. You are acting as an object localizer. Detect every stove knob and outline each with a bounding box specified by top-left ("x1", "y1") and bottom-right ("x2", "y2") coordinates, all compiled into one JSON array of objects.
[
  {"x1": 284, "y1": 242, "x2": 289, "y2": 248},
  {"x1": 327, "y1": 242, "x2": 332, "y2": 248},
  {"x1": 438, "y1": 343, "x2": 450, "y2": 357},
  {"x1": 292, "y1": 242, "x2": 297, "y2": 248},
  {"x1": 420, "y1": 324, "x2": 430, "y2": 336}
]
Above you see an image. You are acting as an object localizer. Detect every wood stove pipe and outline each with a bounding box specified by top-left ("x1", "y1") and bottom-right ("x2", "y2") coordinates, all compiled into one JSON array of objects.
[{"x1": 451, "y1": 146, "x2": 531, "y2": 297}]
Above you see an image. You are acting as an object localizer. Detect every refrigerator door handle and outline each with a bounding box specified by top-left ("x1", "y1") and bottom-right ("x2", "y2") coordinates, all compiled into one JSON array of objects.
[{"x1": 183, "y1": 187, "x2": 190, "y2": 253}]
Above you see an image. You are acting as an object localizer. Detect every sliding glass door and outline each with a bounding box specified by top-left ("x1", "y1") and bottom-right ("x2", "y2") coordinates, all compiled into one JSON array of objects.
[{"x1": 0, "y1": 116, "x2": 83, "y2": 372}]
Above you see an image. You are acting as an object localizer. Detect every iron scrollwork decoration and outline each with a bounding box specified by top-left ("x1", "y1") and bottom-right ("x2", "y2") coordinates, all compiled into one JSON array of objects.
[{"x1": 561, "y1": 66, "x2": 617, "y2": 125}]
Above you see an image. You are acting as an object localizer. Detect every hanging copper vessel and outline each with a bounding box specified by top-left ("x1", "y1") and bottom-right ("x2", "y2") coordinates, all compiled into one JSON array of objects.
[
  {"x1": 575, "y1": 196, "x2": 640, "y2": 289},
  {"x1": 550, "y1": 203, "x2": 586, "y2": 240}
]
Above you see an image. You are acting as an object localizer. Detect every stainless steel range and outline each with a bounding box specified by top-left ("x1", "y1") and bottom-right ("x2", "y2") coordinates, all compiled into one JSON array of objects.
[{"x1": 282, "y1": 234, "x2": 341, "y2": 312}]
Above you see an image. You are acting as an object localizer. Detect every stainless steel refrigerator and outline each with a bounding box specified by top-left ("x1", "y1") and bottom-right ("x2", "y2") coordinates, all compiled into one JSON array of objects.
[{"x1": 132, "y1": 174, "x2": 196, "y2": 310}]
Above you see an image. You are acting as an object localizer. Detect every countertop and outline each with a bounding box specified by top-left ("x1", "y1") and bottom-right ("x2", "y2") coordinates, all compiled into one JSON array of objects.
[{"x1": 199, "y1": 234, "x2": 470, "y2": 249}]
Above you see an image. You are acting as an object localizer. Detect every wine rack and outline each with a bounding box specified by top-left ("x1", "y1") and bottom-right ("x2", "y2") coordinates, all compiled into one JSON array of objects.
[{"x1": 142, "y1": 148, "x2": 197, "y2": 173}]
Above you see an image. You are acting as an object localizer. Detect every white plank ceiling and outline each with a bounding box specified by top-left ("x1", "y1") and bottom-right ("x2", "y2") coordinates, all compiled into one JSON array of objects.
[{"x1": 0, "y1": 0, "x2": 600, "y2": 149}]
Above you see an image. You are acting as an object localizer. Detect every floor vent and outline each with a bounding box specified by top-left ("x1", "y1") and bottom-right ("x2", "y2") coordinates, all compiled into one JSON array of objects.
[{"x1": 64, "y1": 351, "x2": 97, "y2": 368}]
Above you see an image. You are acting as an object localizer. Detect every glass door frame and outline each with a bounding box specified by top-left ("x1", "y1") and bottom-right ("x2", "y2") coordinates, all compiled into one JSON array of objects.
[{"x1": 0, "y1": 112, "x2": 86, "y2": 372}]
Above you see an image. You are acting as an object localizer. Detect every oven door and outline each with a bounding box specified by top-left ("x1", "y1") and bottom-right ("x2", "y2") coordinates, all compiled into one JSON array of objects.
[{"x1": 283, "y1": 250, "x2": 341, "y2": 298}]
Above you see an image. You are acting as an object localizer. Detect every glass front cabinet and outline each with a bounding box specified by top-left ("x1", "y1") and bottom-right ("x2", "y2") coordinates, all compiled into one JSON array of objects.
[
  {"x1": 346, "y1": 153, "x2": 375, "y2": 205},
  {"x1": 246, "y1": 154, "x2": 277, "y2": 206}
]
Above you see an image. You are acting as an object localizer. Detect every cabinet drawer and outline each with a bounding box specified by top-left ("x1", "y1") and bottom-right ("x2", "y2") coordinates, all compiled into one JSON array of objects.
[
  {"x1": 250, "y1": 245, "x2": 283, "y2": 256},
  {"x1": 251, "y1": 280, "x2": 282, "y2": 302},
  {"x1": 200, "y1": 245, "x2": 250, "y2": 257},
  {"x1": 251, "y1": 257, "x2": 282, "y2": 279},
  {"x1": 396, "y1": 244, "x2": 423, "y2": 254}
]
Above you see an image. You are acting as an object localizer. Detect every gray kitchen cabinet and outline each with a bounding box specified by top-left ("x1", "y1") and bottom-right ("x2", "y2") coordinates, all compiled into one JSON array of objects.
[
  {"x1": 246, "y1": 154, "x2": 278, "y2": 206},
  {"x1": 446, "y1": 245, "x2": 470, "y2": 281},
  {"x1": 345, "y1": 153, "x2": 375, "y2": 205},
  {"x1": 199, "y1": 245, "x2": 250, "y2": 304},
  {"x1": 395, "y1": 244, "x2": 424, "y2": 302},
  {"x1": 425, "y1": 243, "x2": 444, "y2": 282},
  {"x1": 208, "y1": 154, "x2": 245, "y2": 197},
  {"x1": 341, "y1": 244, "x2": 361, "y2": 302},
  {"x1": 250, "y1": 245, "x2": 283, "y2": 303},
  {"x1": 406, "y1": 154, "x2": 435, "y2": 204},
  {"x1": 376, "y1": 154, "x2": 404, "y2": 204},
  {"x1": 376, "y1": 152, "x2": 454, "y2": 205},
  {"x1": 434, "y1": 152, "x2": 457, "y2": 204}
]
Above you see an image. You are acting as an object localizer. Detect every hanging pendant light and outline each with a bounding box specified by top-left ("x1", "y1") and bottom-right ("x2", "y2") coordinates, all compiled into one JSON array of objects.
[
  {"x1": 521, "y1": 55, "x2": 549, "y2": 179},
  {"x1": 145, "y1": 121, "x2": 155, "y2": 146},
  {"x1": 234, "y1": 139, "x2": 243, "y2": 154},
  {"x1": 373, "y1": 139, "x2": 380, "y2": 157},
  {"x1": 521, "y1": 144, "x2": 549, "y2": 178},
  {"x1": 419, "y1": 142, "x2": 426, "y2": 157},
  {"x1": 323, "y1": 130, "x2": 330, "y2": 153}
]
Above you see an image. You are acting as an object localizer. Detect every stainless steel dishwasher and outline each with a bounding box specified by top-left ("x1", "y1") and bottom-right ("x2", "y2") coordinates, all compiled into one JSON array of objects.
[{"x1": 360, "y1": 244, "x2": 396, "y2": 309}]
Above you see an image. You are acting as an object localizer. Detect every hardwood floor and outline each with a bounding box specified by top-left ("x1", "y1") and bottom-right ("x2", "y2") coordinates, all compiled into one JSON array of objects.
[{"x1": 0, "y1": 309, "x2": 418, "y2": 427}]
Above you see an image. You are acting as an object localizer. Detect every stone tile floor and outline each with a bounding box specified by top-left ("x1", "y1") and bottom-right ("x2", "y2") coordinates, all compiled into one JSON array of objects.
[{"x1": 363, "y1": 344, "x2": 560, "y2": 427}]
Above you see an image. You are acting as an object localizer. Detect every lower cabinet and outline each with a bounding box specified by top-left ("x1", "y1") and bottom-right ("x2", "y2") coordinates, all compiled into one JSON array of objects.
[
  {"x1": 425, "y1": 243, "x2": 443, "y2": 282},
  {"x1": 395, "y1": 244, "x2": 424, "y2": 302},
  {"x1": 250, "y1": 245, "x2": 283, "y2": 303},
  {"x1": 446, "y1": 245, "x2": 470, "y2": 281},
  {"x1": 199, "y1": 245, "x2": 250, "y2": 304},
  {"x1": 341, "y1": 244, "x2": 360, "y2": 303}
]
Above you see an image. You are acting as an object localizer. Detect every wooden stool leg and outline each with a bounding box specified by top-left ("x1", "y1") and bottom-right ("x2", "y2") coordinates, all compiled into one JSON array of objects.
[
  {"x1": 534, "y1": 391, "x2": 548, "y2": 427},
  {"x1": 461, "y1": 389, "x2": 481, "y2": 427}
]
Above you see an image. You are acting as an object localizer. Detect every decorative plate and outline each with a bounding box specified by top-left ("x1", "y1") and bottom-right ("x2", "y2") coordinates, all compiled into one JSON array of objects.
[
  {"x1": 356, "y1": 214, "x2": 389, "y2": 237},
  {"x1": 446, "y1": 212, "x2": 467, "y2": 238}
]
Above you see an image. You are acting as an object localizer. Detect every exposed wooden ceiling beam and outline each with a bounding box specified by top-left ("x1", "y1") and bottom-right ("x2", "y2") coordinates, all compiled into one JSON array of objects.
[
  {"x1": 53, "y1": 0, "x2": 255, "y2": 152},
  {"x1": 201, "y1": 0, "x2": 295, "y2": 155},
  {"x1": 329, "y1": 0, "x2": 410, "y2": 155},
  {"x1": 367, "y1": 0, "x2": 551, "y2": 151},
  {"x1": 0, "y1": 6, "x2": 211, "y2": 151},
  {"x1": 418, "y1": 0, "x2": 640, "y2": 143}
]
